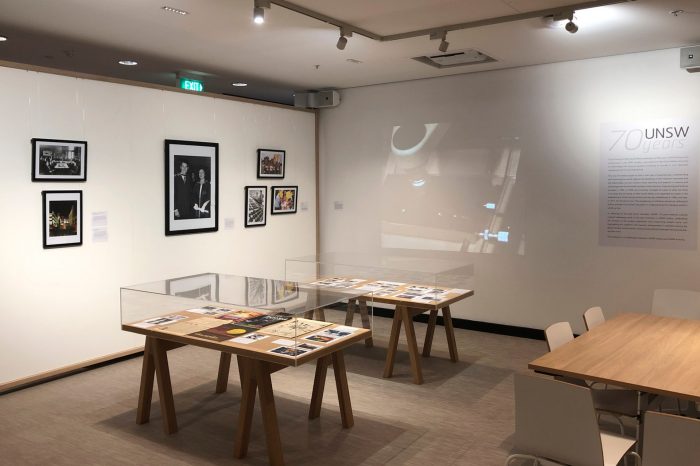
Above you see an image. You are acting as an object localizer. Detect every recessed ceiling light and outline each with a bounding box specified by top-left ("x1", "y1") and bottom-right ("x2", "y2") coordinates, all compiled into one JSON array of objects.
[
  {"x1": 0, "y1": 36, "x2": 7, "y2": 42},
  {"x1": 118, "y1": 60, "x2": 138, "y2": 66},
  {"x1": 162, "y1": 6, "x2": 188, "y2": 15},
  {"x1": 231, "y1": 82, "x2": 248, "y2": 87}
]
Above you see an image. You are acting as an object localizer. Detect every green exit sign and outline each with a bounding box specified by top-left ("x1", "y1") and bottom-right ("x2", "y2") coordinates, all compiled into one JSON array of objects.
[{"x1": 179, "y1": 78, "x2": 203, "y2": 92}]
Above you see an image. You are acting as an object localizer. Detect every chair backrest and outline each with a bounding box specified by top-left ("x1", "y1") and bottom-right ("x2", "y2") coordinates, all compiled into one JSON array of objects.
[
  {"x1": 651, "y1": 289, "x2": 700, "y2": 320},
  {"x1": 513, "y1": 373, "x2": 604, "y2": 466},
  {"x1": 544, "y1": 321, "x2": 574, "y2": 352},
  {"x1": 643, "y1": 411, "x2": 700, "y2": 466},
  {"x1": 583, "y1": 306, "x2": 605, "y2": 331}
]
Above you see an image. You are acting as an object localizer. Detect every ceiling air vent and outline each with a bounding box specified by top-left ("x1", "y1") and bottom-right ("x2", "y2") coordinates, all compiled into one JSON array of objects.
[{"x1": 413, "y1": 49, "x2": 495, "y2": 69}]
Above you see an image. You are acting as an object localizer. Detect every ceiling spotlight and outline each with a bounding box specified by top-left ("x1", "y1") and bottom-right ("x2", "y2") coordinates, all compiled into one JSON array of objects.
[
  {"x1": 565, "y1": 20, "x2": 578, "y2": 33},
  {"x1": 336, "y1": 28, "x2": 352, "y2": 51},
  {"x1": 253, "y1": 0, "x2": 270, "y2": 24},
  {"x1": 439, "y1": 32, "x2": 449, "y2": 53},
  {"x1": 162, "y1": 6, "x2": 188, "y2": 15},
  {"x1": 118, "y1": 60, "x2": 138, "y2": 66},
  {"x1": 231, "y1": 82, "x2": 248, "y2": 87},
  {"x1": 0, "y1": 35, "x2": 7, "y2": 42}
]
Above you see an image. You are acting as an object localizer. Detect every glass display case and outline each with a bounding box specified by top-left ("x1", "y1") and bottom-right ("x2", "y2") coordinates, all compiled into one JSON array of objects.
[
  {"x1": 120, "y1": 273, "x2": 372, "y2": 366},
  {"x1": 285, "y1": 252, "x2": 474, "y2": 309}
]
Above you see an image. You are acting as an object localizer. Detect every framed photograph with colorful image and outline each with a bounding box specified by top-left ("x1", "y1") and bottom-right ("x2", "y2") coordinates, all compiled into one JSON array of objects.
[
  {"x1": 42, "y1": 190, "x2": 82, "y2": 248},
  {"x1": 32, "y1": 138, "x2": 87, "y2": 181},
  {"x1": 272, "y1": 280, "x2": 299, "y2": 304},
  {"x1": 270, "y1": 186, "x2": 298, "y2": 215},
  {"x1": 257, "y1": 149, "x2": 285, "y2": 179},
  {"x1": 244, "y1": 186, "x2": 266, "y2": 227}
]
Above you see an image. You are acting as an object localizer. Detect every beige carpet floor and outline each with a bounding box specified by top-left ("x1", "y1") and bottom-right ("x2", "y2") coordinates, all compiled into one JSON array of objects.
[{"x1": 0, "y1": 310, "x2": 546, "y2": 465}]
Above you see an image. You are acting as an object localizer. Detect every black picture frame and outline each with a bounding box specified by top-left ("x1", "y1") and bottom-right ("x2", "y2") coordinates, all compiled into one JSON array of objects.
[
  {"x1": 244, "y1": 186, "x2": 267, "y2": 227},
  {"x1": 165, "y1": 139, "x2": 219, "y2": 236},
  {"x1": 257, "y1": 149, "x2": 285, "y2": 179},
  {"x1": 270, "y1": 186, "x2": 298, "y2": 215},
  {"x1": 32, "y1": 138, "x2": 87, "y2": 182},
  {"x1": 42, "y1": 190, "x2": 83, "y2": 249},
  {"x1": 165, "y1": 273, "x2": 220, "y2": 301}
]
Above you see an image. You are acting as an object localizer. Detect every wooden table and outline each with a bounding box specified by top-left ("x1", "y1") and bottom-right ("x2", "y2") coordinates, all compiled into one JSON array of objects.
[
  {"x1": 123, "y1": 314, "x2": 370, "y2": 466},
  {"x1": 345, "y1": 286, "x2": 474, "y2": 385},
  {"x1": 529, "y1": 313, "x2": 700, "y2": 402}
]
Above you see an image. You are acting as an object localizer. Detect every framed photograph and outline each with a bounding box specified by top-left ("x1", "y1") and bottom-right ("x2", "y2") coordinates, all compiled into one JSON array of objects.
[
  {"x1": 165, "y1": 139, "x2": 218, "y2": 236},
  {"x1": 272, "y1": 280, "x2": 299, "y2": 304},
  {"x1": 244, "y1": 186, "x2": 267, "y2": 227},
  {"x1": 246, "y1": 277, "x2": 268, "y2": 307},
  {"x1": 270, "y1": 186, "x2": 298, "y2": 215},
  {"x1": 257, "y1": 149, "x2": 285, "y2": 179},
  {"x1": 42, "y1": 190, "x2": 82, "y2": 248},
  {"x1": 32, "y1": 138, "x2": 87, "y2": 181},
  {"x1": 166, "y1": 273, "x2": 220, "y2": 301}
]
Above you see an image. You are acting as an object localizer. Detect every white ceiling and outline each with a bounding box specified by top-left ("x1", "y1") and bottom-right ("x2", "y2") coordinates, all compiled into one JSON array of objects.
[{"x1": 0, "y1": 0, "x2": 698, "y2": 103}]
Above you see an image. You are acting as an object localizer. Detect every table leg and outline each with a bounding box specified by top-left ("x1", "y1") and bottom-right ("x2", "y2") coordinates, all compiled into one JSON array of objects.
[
  {"x1": 314, "y1": 308, "x2": 326, "y2": 322},
  {"x1": 358, "y1": 299, "x2": 374, "y2": 348},
  {"x1": 383, "y1": 307, "x2": 403, "y2": 378},
  {"x1": 152, "y1": 338, "x2": 178, "y2": 434},
  {"x1": 345, "y1": 299, "x2": 356, "y2": 326},
  {"x1": 422, "y1": 309, "x2": 438, "y2": 358},
  {"x1": 255, "y1": 360, "x2": 285, "y2": 466},
  {"x1": 332, "y1": 351, "x2": 354, "y2": 428},
  {"x1": 136, "y1": 337, "x2": 156, "y2": 424},
  {"x1": 234, "y1": 356, "x2": 258, "y2": 459},
  {"x1": 309, "y1": 356, "x2": 330, "y2": 419},
  {"x1": 216, "y1": 352, "x2": 232, "y2": 394},
  {"x1": 442, "y1": 306, "x2": 459, "y2": 363},
  {"x1": 402, "y1": 307, "x2": 424, "y2": 385}
]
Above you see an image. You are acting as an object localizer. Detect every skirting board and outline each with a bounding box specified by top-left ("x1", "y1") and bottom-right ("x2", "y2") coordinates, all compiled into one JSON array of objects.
[{"x1": 0, "y1": 346, "x2": 144, "y2": 395}]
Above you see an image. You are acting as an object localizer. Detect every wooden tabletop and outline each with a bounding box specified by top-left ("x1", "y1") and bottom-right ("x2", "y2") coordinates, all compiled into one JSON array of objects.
[{"x1": 529, "y1": 313, "x2": 700, "y2": 402}]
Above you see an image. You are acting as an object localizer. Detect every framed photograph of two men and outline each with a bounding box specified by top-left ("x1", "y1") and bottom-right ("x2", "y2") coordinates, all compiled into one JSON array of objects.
[{"x1": 164, "y1": 139, "x2": 219, "y2": 236}]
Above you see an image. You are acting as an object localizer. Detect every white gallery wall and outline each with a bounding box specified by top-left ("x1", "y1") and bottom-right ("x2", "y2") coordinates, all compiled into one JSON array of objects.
[
  {"x1": 0, "y1": 66, "x2": 316, "y2": 386},
  {"x1": 320, "y1": 48, "x2": 700, "y2": 333}
]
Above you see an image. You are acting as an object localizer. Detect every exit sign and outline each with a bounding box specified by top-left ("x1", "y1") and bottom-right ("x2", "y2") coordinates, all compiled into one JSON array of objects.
[{"x1": 179, "y1": 78, "x2": 203, "y2": 92}]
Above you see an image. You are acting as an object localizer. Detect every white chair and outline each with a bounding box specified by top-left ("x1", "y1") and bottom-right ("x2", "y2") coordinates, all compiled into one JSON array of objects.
[
  {"x1": 544, "y1": 321, "x2": 574, "y2": 352},
  {"x1": 505, "y1": 373, "x2": 636, "y2": 466},
  {"x1": 583, "y1": 306, "x2": 606, "y2": 331},
  {"x1": 641, "y1": 411, "x2": 700, "y2": 466}
]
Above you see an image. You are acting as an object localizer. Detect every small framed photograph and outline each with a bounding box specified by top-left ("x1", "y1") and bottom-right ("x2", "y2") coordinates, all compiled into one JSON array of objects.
[
  {"x1": 165, "y1": 139, "x2": 218, "y2": 236},
  {"x1": 246, "y1": 277, "x2": 268, "y2": 307},
  {"x1": 272, "y1": 280, "x2": 299, "y2": 304},
  {"x1": 270, "y1": 186, "x2": 298, "y2": 215},
  {"x1": 32, "y1": 138, "x2": 87, "y2": 181},
  {"x1": 166, "y1": 273, "x2": 220, "y2": 301},
  {"x1": 42, "y1": 190, "x2": 82, "y2": 248},
  {"x1": 244, "y1": 186, "x2": 267, "y2": 227},
  {"x1": 257, "y1": 149, "x2": 285, "y2": 179}
]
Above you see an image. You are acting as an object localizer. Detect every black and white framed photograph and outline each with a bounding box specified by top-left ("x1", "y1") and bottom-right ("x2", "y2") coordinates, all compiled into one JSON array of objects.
[
  {"x1": 42, "y1": 190, "x2": 82, "y2": 248},
  {"x1": 165, "y1": 139, "x2": 218, "y2": 236},
  {"x1": 257, "y1": 149, "x2": 285, "y2": 179},
  {"x1": 271, "y1": 186, "x2": 298, "y2": 215},
  {"x1": 166, "y1": 273, "x2": 220, "y2": 301},
  {"x1": 32, "y1": 138, "x2": 87, "y2": 181},
  {"x1": 246, "y1": 277, "x2": 268, "y2": 307},
  {"x1": 272, "y1": 280, "x2": 299, "y2": 304},
  {"x1": 244, "y1": 186, "x2": 267, "y2": 227}
]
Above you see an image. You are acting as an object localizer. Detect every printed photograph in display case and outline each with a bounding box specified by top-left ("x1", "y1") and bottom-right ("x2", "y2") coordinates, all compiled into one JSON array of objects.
[
  {"x1": 32, "y1": 138, "x2": 87, "y2": 181},
  {"x1": 165, "y1": 273, "x2": 220, "y2": 301},
  {"x1": 42, "y1": 190, "x2": 82, "y2": 248},
  {"x1": 244, "y1": 186, "x2": 266, "y2": 227},
  {"x1": 271, "y1": 186, "x2": 298, "y2": 215},
  {"x1": 246, "y1": 276, "x2": 268, "y2": 307},
  {"x1": 272, "y1": 280, "x2": 299, "y2": 304},
  {"x1": 165, "y1": 139, "x2": 218, "y2": 235},
  {"x1": 257, "y1": 149, "x2": 285, "y2": 178}
]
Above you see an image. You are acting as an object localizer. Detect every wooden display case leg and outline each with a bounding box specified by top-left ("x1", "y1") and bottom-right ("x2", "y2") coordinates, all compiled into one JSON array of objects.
[
  {"x1": 344, "y1": 299, "x2": 356, "y2": 326},
  {"x1": 136, "y1": 337, "x2": 156, "y2": 424},
  {"x1": 383, "y1": 307, "x2": 403, "y2": 378},
  {"x1": 331, "y1": 351, "x2": 354, "y2": 428},
  {"x1": 234, "y1": 356, "x2": 258, "y2": 459},
  {"x1": 402, "y1": 308, "x2": 424, "y2": 385},
  {"x1": 216, "y1": 352, "x2": 232, "y2": 394},
  {"x1": 152, "y1": 338, "x2": 178, "y2": 434},
  {"x1": 309, "y1": 356, "x2": 330, "y2": 419},
  {"x1": 314, "y1": 308, "x2": 326, "y2": 322},
  {"x1": 358, "y1": 299, "x2": 374, "y2": 348},
  {"x1": 442, "y1": 306, "x2": 459, "y2": 362},
  {"x1": 422, "y1": 309, "x2": 439, "y2": 358},
  {"x1": 255, "y1": 360, "x2": 285, "y2": 466}
]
